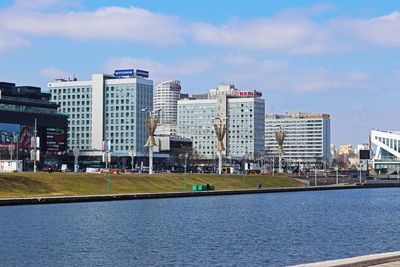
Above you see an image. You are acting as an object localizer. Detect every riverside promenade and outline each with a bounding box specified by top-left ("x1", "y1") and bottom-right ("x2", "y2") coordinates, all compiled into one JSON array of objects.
[
  {"x1": 291, "y1": 251, "x2": 400, "y2": 266},
  {"x1": 1, "y1": 183, "x2": 399, "y2": 206}
]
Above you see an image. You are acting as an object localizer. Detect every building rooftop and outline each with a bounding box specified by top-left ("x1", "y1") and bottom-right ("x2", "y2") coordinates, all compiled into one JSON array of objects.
[{"x1": 266, "y1": 112, "x2": 330, "y2": 119}]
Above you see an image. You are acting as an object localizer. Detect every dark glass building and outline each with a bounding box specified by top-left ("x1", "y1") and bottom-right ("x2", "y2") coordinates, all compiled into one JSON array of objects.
[{"x1": 0, "y1": 82, "x2": 68, "y2": 168}]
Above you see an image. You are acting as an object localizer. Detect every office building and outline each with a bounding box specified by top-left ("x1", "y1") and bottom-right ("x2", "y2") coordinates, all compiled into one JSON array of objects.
[
  {"x1": 48, "y1": 69, "x2": 153, "y2": 159},
  {"x1": 370, "y1": 129, "x2": 400, "y2": 172},
  {"x1": 0, "y1": 82, "x2": 67, "y2": 163},
  {"x1": 177, "y1": 84, "x2": 265, "y2": 160},
  {"x1": 265, "y1": 112, "x2": 331, "y2": 167}
]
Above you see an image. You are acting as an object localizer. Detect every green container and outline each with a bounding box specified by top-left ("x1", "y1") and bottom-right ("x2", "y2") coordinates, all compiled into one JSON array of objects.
[{"x1": 192, "y1": 185, "x2": 198, "y2": 191}]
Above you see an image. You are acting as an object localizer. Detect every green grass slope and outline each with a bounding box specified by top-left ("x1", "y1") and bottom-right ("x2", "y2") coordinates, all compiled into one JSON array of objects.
[{"x1": 0, "y1": 172, "x2": 304, "y2": 198}]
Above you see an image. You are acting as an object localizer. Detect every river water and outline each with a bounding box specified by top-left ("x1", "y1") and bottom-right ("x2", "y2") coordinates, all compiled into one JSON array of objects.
[{"x1": 1, "y1": 188, "x2": 400, "y2": 266}]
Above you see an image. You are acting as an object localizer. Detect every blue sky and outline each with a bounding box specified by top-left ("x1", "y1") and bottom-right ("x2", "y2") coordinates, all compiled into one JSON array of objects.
[{"x1": 1, "y1": 0, "x2": 400, "y2": 147}]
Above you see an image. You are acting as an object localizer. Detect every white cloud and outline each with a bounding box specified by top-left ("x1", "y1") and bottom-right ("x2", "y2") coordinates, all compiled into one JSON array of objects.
[
  {"x1": 332, "y1": 11, "x2": 400, "y2": 47},
  {"x1": 105, "y1": 57, "x2": 211, "y2": 84},
  {"x1": 39, "y1": 67, "x2": 71, "y2": 79},
  {"x1": 219, "y1": 59, "x2": 374, "y2": 93},
  {"x1": 1, "y1": 5, "x2": 184, "y2": 45},
  {"x1": 224, "y1": 54, "x2": 255, "y2": 66},
  {"x1": 190, "y1": 4, "x2": 339, "y2": 55},
  {"x1": 0, "y1": 28, "x2": 30, "y2": 51},
  {"x1": 191, "y1": 18, "x2": 334, "y2": 54},
  {"x1": 1, "y1": 1, "x2": 400, "y2": 54},
  {"x1": 12, "y1": 0, "x2": 81, "y2": 10}
]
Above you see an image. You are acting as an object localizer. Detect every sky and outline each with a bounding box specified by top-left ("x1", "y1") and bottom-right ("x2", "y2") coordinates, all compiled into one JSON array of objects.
[{"x1": 0, "y1": 0, "x2": 399, "y2": 147}]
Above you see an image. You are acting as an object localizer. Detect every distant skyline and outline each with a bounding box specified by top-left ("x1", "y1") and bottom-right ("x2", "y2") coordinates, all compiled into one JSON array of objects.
[{"x1": 1, "y1": 0, "x2": 399, "y2": 146}]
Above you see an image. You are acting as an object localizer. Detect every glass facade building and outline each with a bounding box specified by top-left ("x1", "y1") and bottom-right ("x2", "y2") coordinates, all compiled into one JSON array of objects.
[
  {"x1": 0, "y1": 82, "x2": 67, "y2": 161},
  {"x1": 48, "y1": 74, "x2": 153, "y2": 157}
]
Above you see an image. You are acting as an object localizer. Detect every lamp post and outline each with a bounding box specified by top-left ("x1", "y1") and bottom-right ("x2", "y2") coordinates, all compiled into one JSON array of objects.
[
  {"x1": 179, "y1": 153, "x2": 189, "y2": 192},
  {"x1": 214, "y1": 116, "x2": 227, "y2": 175},
  {"x1": 272, "y1": 153, "x2": 275, "y2": 176},
  {"x1": 33, "y1": 118, "x2": 38, "y2": 172},
  {"x1": 73, "y1": 136, "x2": 80, "y2": 173},
  {"x1": 336, "y1": 166, "x2": 339, "y2": 184},
  {"x1": 142, "y1": 108, "x2": 161, "y2": 175},
  {"x1": 102, "y1": 139, "x2": 111, "y2": 193},
  {"x1": 314, "y1": 167, "x2": 317, "y2": 186},
  {"x1": 130, "y1": 149, "x2": 134, "y2": 172},
  {"x1": 8, "y1": 142, "x2": 15, "y2": 160}
]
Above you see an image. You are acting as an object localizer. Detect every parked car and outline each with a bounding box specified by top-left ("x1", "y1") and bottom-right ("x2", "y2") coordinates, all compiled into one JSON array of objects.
[{"x1": 43, "y1": 166, "x2": 54, "y2": 173}]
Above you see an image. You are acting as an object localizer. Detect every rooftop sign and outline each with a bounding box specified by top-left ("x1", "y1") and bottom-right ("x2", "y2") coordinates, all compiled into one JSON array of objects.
[
  {"x1": 136, "y1": 69, "x2": 149, "y2": 78},
  {"x1": 114, "y1": 69, "x2": 135, "y2": 77}
]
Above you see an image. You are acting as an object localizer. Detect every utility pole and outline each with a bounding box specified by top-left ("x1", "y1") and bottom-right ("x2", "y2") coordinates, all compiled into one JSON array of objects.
[
  {"x1": 272, "y1": 154, "x2": 275, "y2": 176},
  {"x1": 336, "y1": 167, "x2": 339, "y2": 185},
  {"x1": 34, "y1": 118, "x2": 37, "y2": 173},
  {"x1": 314, "y1": 167, "x2": 317, "y2": 186},
  {"x1": 131, "y1": 150, "x2": 134, "y2": 172},
  {"x1": 298, "y1": 161, "x2": 301, "y2": 176}
]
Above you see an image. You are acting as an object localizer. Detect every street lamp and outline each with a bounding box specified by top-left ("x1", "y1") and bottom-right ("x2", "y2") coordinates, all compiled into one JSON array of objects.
[
  {"x1": 73, "y1": 135, "x2": 80, "y2": 173},
  {"x1": 142, "y1": 108, "x2": 161, "y2": 175},
  {"x1": 214, "y1": 116, "x2": 227, "y2": 175},
  {"x1": 8, "y1": 142, "x2": 15, "y2": 160},
  {"x1": 180, "y1": 153, "x2": 188, "y2": 191},
  {"x1": 130, "y1": 148, "x2": 134, "y2": 172}
]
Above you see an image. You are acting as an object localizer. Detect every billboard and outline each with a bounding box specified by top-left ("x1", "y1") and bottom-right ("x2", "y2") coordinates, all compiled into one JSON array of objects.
[
  {"x1": 0, "y1": 123, "x2": 33, "y2": 151},
  {"x1": 359, "y1": 149, "x2": 370, "y2": 160},
  {"x1": 114, "y1": 69, "x2": 134, "y2": 77},
  {"x1": 46, "y1": 128, "x2": 66, "y2": 153},
  {"x1": 136, "y1": 69, "x2": 149, "y2": 78}
]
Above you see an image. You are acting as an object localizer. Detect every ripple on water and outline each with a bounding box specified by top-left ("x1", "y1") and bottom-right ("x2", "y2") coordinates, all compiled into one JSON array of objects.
[{"x1": 1, "y1": 188, "x2": 400, "y2": 266}]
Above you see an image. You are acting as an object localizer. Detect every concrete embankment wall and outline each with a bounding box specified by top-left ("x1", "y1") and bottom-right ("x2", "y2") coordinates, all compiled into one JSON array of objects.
[
  {"x1": 0, "y1": 184, "x2": 365, "y2": 206},
  {"x1": 1, "y1": 183, "x2": 400, "y2": 206}
]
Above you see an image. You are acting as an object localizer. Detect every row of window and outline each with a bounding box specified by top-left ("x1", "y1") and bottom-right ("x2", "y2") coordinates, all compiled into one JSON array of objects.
[
  {"x1": 0, "y1": 104, "x2": 57, "y2": 114},
  {"x1": 53, "y1": 94, "x2": 91, "y2": 101},
  {"x1": 50, "y1": 87, "x2": 92, "y2": 94}
]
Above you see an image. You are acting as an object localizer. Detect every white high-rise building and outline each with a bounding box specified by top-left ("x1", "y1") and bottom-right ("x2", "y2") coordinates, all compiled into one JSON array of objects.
[
  {"x1": 177, "y1": 84, "x2": 265, "y2": 160},
  {"x1": 48, "y1": 69, "x2": 153, "y2": 158},
  {"x1": 265, "y1": 112, "x2": 331, "y2": 167},
  {"x1": 154, "y1": 80, "x2": 181, "y2": 125},
  {"x1": 154, "y1": 80, "x2": 181, "y2": 136}
]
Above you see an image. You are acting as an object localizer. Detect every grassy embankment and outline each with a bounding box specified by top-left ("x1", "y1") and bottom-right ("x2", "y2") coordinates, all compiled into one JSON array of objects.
[{"x1": 0, "y1": 172, "x2": 304, "y2": 198}]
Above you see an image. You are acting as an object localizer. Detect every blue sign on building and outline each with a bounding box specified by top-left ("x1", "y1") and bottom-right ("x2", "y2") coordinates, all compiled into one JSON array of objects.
[
  {"x1": 114, "y1": 69, "x2": 135, "y2": 77},
  {"x1": 136, "y1": 69, "x2": 149, "y2": 78}
]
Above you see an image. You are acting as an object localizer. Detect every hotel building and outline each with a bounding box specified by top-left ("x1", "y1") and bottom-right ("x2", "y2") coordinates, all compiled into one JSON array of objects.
[
  {"x1": 48, "y1": 69, "x2": 153, "y2": 158},
  {"x1": 265, "y1": 112, "x2": 331, "y2": 167},
  {"x1": 177, "y1": 85, "x2": 265, "y2": 160}
]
